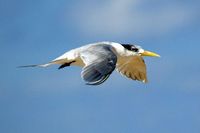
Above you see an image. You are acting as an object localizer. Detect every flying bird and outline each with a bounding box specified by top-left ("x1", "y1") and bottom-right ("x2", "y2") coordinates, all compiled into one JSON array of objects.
[{"x1": 20, "y1": 42, "x2": 160, "y2": 85}]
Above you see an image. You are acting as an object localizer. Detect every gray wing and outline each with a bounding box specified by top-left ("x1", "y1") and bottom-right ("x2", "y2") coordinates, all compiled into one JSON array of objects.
[
  {"x1": 116, "y1": 56, "x2": 148, "y2": 83},
  {"x1": 80, "y1": 45, "x2": 117, "y2": 85}
]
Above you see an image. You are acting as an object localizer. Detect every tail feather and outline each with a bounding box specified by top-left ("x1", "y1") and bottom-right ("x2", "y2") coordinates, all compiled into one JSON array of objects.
[
  {"x1": 18, "y1": 58, "x2": 71, "y2": 68},
  {"x1": 18, "y1": 63, "x2": 51, "y2": 68}
]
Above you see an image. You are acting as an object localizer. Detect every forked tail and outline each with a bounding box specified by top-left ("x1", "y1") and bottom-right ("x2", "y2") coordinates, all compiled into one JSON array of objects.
[
  {"x1": 17, "y1": 63, "x2": 52, "y2": 68},
  {"x1": 18, "y1": 58, "x2": 75, "y2": 69}
]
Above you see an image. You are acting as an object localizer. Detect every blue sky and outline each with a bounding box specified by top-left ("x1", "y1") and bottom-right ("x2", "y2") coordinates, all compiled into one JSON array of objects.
[{"x1": 0, "y1": 0, "x2": 200, "y2": 133}]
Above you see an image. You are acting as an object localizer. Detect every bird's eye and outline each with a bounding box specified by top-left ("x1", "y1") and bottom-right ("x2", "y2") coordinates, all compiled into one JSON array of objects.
[{"x1": 131, "y1": 47, "x2": 139, "y2": 52}]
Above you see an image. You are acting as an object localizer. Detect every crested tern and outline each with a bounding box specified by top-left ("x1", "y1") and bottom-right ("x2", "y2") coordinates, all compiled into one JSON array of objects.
[{"x1": 20, "y1": 42, "x2": 160, "y2": 85}]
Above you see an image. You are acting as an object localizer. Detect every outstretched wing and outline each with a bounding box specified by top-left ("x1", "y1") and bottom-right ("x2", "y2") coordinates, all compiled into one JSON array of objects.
[
  {"x1": 80, "y1": 45, "x2": 117, "y2": 85},
  {"x1": 116, "y1": 56, "x2": 148, "y2": 83}
]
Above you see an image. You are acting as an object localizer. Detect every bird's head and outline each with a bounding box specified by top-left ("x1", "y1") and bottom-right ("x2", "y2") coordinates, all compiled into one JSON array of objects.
[{"x1": 121, "y1": 44, "x2": 160, "y2": 57}]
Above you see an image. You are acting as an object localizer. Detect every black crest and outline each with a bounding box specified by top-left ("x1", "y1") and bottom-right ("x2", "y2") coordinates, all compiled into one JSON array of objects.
[{"x1": 121, "y1": 44, "x2": 139, "y2": 52}]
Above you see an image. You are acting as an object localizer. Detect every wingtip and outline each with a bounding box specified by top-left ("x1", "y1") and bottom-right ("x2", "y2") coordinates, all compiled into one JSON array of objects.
[
  {"x1": 141, "y1": 79, "x2": 148, "y2": 84},
  {"x1": 143, "y1": 80, "x2": 148, "y2": 83}
]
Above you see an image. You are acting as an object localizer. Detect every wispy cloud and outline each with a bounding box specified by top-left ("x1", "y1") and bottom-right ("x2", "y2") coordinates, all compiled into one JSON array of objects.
[{"x1": 69, "y1": 0, "x2": 197, "y2": 37}]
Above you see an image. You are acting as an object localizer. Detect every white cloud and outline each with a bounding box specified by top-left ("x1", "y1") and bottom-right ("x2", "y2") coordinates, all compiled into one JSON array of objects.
[{"x1": 69, "y1": 0, "x2": 197, "y2": 37}]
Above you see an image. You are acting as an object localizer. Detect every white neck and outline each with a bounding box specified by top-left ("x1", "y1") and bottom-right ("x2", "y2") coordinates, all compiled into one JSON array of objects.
[
  {"x1": 109, "y1": 42, "x2": 125, "y2": 55},
  {"x1": 109, "y1": 42, "x2": 136, "y2": 57}
]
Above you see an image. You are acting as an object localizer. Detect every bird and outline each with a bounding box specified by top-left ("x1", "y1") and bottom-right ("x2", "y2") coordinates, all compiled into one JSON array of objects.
[{"x1": 20, "y1": 41, "x2": 160, "y2": 85}]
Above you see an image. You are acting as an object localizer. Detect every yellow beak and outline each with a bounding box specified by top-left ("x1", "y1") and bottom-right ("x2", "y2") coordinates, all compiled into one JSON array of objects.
[{"x1": 141, "y1": 50, "x2": 160, "y2": 57}]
